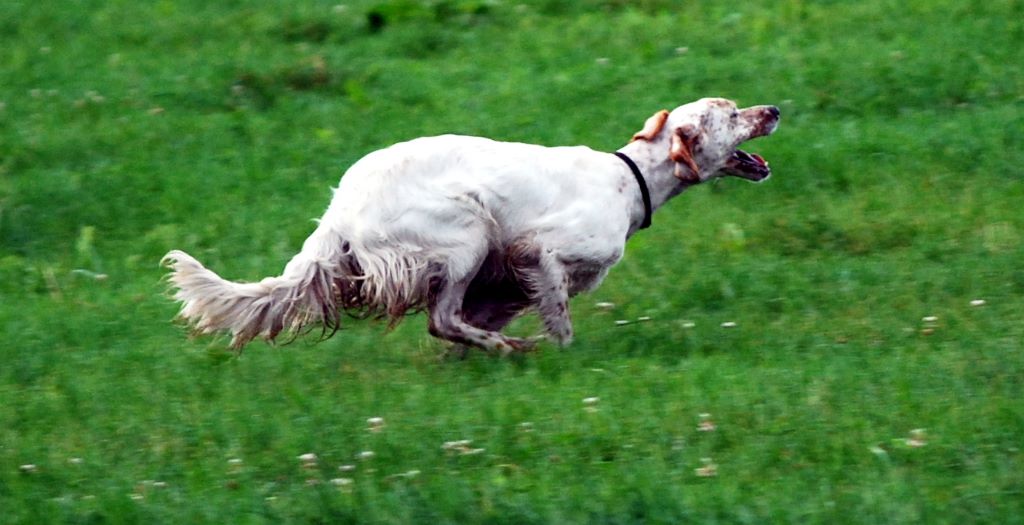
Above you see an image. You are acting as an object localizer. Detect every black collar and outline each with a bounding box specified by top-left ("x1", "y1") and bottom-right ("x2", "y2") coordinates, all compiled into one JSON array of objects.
[{"x1": 613, "y1": 151, "x2": 653, "y2": 230}]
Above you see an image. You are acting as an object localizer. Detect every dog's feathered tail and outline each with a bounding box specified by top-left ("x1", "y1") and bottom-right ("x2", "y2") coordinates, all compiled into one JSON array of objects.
[{"x1": 162, "y1": 228, "x2": 361, "y2": 350}]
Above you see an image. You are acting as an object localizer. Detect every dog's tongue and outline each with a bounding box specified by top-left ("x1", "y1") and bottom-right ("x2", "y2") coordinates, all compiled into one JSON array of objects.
[
  {"x1": 735, "y1": 150, "x2": 766, "y2": 168},
  {"x1": 724, "y1": 149, "x2": 771, "y2": 181}
]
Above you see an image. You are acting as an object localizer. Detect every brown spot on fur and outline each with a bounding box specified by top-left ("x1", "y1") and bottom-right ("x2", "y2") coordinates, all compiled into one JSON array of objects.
[
  {"x1": 507, "y1": 237, "x2": 541, "y2": 269},
  {"x1": 670, "y1": 125, "x2": 701, "y2": 182}
]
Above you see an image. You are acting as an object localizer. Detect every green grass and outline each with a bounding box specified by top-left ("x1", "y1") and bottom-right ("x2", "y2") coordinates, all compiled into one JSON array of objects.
[{"x1": 2, "y1": 0, "x2": 1023, "y2": 522}]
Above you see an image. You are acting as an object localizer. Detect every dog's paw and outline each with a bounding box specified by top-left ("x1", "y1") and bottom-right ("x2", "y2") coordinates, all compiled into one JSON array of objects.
[
  {"x1": 499, "y1": 337, "x2": 538, "y2": 356},
  {"x1": 547, "y1": 329, "x2": 573, "y2": 347}
]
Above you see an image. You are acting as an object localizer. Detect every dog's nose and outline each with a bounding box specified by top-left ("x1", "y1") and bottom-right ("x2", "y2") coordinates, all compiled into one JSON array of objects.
[{"x1": 767, "y1": 106, "x2": 780, "y2": 119}]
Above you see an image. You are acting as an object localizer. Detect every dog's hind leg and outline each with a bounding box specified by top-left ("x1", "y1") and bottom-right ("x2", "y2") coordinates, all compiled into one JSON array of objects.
[
  {"x1": 440, "y1": 278, "x2": 531, "y2": 358},
  {"x1": 427, "y1": 273, "x2": 535, "y2": 355}
]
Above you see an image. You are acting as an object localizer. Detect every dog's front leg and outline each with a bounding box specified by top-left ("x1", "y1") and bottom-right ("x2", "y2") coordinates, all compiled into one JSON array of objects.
[{"x1": 519, "y1": 251, "x2": 574, "y2": 346}]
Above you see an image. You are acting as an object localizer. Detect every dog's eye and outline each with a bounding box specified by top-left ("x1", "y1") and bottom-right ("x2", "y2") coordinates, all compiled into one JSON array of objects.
[{"x1": 730, "y1": 111, "x2": 739, "y2": 120}]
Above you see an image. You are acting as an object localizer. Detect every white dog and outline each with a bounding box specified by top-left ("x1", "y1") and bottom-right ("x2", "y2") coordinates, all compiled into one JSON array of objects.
[{"x1": 164, "y1": 97, "x2": 779, "y2": 354}]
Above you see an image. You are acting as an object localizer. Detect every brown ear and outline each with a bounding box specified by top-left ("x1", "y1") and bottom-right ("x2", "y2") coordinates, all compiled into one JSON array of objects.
[
  {"x1": 669, "y1": 125, "x2": 701, "y2": 182},
  {"x1": 630, "y1": 110, "x2": 670, "y2": 142}
]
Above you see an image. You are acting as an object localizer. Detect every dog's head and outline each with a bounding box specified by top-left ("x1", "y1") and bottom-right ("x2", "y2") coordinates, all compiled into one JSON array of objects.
[{"x1": 631, "y1": 97, "x2": 780, "y2": 183}]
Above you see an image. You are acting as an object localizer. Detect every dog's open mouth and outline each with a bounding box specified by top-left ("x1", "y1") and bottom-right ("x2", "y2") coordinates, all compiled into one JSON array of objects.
[{"x1": 722, "y1": 149, "x2": 770, "y2": 182}]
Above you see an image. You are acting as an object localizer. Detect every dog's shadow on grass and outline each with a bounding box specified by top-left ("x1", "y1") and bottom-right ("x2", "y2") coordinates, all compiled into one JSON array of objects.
[{"x1": 418, "y1": 322, "x2": 740, "y2": 385}]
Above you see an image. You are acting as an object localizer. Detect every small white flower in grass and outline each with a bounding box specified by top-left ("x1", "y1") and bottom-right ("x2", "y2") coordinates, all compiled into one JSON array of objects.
[
  {"x1": 357, "y1": 450, "x2": 375, "y2": 461},
  {"x1": 442, "y1": 440, "x2": 472, "y2": 451},
  {"x1": 583, "y1": 397, "x2": 600, "y2": 413},
  {"x1": 385, "y1": 470, "x2": 422, "y2": 482},
  {"x1": 614, "y1": 319, "x2": 630, "y2": 326},
  {"x1": 367, "y1": 416, "x2": 385, "y2": 433},
  {"x1": 920, "y1": 316, "x2": 938, "y2": 335},
  {"x1": 970, "y1": 299, "x2": 986, "y2": 307},
  {"x1": 905, "y1": 428, "x2": 927, "y2": 448},
  {"x1": 595, "y1": 57, "x2": 610, "y2": 65},
  {"x1": 228, "y1": 458, "x2": 243, "y2": 466},
  {"x1": 519, "y1": 422, "x2": 534, "y2": 433},
  {"x1": 595, "y1": 301, "x2": 615, "y2": 310},
  {"x1": 721, "y1": 321, "x2": 737, "y2": 328},
  {"x1": 442, "y1": 440, "x2": 484, "y2": 456},
  {"x1": 129, "y1": 493, "x2": 144, "y2": 501},
  {"x1": 134, "y1": 480, "x2": 162, "y2": 497},
  {"x1": 675, "y1": 46, "x2": 689, "y2": 55},
  {"x1": 682, "y1": 320, "x2": 696, "y2": 329},
  {"x1": 339, "y1": 464, "x2": 356, "y2": 472},
  {"x1": 298, "y1": 453, "x2": 318, "y2": 469},
  {"x1": 19, "y1": 464, "x2": 37, "y2": 473},
  {"x1": 331, "y1": 477, "x2": 353, "y2": 487},
  {"x1": 637, "y1": 316, "x2": 651, "y2": 322},
  {"x1": 68, "y1": 457, "x2": 83, "y2": 465},
  {"x1": 697, "y1": 413, "x2": 716, "y2": 432},
  {"x1": 695, "y1": 457, "x2": 718, "y2": 477}
]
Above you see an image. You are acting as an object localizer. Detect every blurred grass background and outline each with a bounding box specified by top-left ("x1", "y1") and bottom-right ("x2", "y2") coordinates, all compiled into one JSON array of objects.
[{"x1": 1, "y1": 0, "x2": 1023, "y2": 523}]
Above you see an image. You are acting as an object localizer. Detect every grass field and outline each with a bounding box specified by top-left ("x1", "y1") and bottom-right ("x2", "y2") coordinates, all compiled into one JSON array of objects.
[{"x1": 2, "y1": 0, "x2": 1023, "y2": 522}]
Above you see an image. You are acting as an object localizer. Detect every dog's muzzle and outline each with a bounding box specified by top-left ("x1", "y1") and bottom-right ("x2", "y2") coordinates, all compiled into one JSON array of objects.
[{"x1": 722, "y1": 106, "x2": 780, "y2": 182}]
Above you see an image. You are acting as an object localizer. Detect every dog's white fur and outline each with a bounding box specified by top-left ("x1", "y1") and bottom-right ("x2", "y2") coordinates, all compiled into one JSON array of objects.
[{"x1": 164, "y1": 97, "x2": 779, "y2": 354}]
